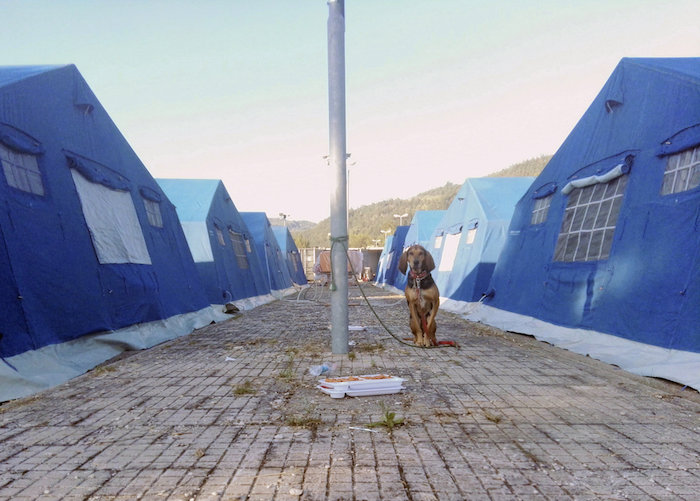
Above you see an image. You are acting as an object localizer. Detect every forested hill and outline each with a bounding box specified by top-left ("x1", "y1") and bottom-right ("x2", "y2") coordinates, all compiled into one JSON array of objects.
[
  {"x1": 293, "y1": 183, "x2": 461, "y2": 248},
  {"x1": 290, "y1": 154, "x2": 552, "y2": 248},
  {"x1": 489, "y1": 154, "x2": 552, "y2": 177}
]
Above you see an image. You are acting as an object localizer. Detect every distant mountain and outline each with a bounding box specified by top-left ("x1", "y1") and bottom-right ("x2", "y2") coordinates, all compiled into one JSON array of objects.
[
  {"x1": 292, "y1": 182, "x2": 461, "y2": 248},
  {"x1": 291, "y1": 155, "x2": 551, "y2": 248},
  {"x1": 269, "y1": 218, "x2": 316, "y2": 232},
  {"x1": 487, "y1": 154, "x2": 552, "y2": 178}
]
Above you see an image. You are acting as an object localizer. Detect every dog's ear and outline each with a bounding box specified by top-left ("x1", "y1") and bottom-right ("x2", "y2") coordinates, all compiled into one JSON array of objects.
[
  {"x1": 424, "y1": 249, "x2": 436, "y2": 272},
  {"x1": 398, "y1": 249, "x2": 408, "y2": 274}
]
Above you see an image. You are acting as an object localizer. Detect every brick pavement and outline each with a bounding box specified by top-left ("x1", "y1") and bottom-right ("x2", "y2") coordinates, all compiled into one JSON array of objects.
[{"x1": 0, "y1": 284, "x2": 699, "y2": 500}]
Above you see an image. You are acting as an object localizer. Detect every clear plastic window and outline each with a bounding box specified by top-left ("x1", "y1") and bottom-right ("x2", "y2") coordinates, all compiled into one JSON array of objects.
[
  {"x1": 0, "y1": 144, "x2": 44, "y2": 196},
  {"x1": 228, "y1": 230, "x2": 250, "y2": 269},
  {"x1": 530, "y1": 194, "x2": 552, "y2": 225},
  {"x1": 215, "y1": 226, "x2": 226, "y2": 246},
  {"x1": 143, "y1": 198, "x2": 163, "y2": 228},
  {"x1": 554, "y1": 175, "x2": 628, "y2": 262},
  {"x1": 661, "y1": 145, "x2": 700, "y2": 195}
]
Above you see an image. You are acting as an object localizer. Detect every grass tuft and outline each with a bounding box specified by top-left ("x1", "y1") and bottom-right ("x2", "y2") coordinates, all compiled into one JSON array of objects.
[
  {"x1": 232, "y1": 380, "x2": 255, "y2": 395},
  {"x1": 367, "y1": 402, "x2": 404, "y2": 431}
]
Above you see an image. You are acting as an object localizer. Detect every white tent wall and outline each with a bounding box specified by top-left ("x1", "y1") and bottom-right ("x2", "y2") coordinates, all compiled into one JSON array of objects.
[
  {"x1": 180, "y1": 221, "x2": 214, "y2": 263},
  {"x1": 0, "y1": 305, "x2": 229, "y2": 402},
  {"x1": 463, "y1": 303, "x2": 700, "y2": 391}
]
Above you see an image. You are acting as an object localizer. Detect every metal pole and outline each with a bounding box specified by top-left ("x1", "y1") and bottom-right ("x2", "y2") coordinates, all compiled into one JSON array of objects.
[{"x1": 327, "y1": 0, "x2": 348, "y2": 354}]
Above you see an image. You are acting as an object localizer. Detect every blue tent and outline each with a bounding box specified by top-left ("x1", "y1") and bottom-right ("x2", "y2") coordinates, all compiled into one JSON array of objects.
[
  {"x1": 0, "y1": 65, "x2": 216, "y2": 400},
  {"x1": 403, "y1": 210, "x2": 446, "y2": 249},
  {"x1": 374, "y1": 235, "x2": 394, "y2": 286},
  {"x1": 374, "y1": 225, "x2": 409, "y2": 291},
  {"x1": 393, "y1": 210, "x2": 446, "y2": 291},
  {"x1": 157, "y1": 179, "x2": 272, "y2": 306},
  {"x1": 240, "y1": 212, "x2": 294, "y2": 293},
  {"x1": 272, "y1": 225, "x2": 308, "y2": 286},
  {"x1": 429, "y1": 178, "x2": 533, "y2": 304},
  {"x1": 472, "y1": 58, "x2": 700, "y2": 390}
]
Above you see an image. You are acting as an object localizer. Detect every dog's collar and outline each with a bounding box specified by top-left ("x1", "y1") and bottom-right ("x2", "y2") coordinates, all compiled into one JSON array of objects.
[{"x1": 409, "y1": 270, "x2": 428, "y2": 280}]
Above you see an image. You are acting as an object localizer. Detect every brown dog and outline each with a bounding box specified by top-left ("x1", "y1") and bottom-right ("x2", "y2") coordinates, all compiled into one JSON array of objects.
[{"x1": 398, "y1": 245, "x2": 440, "y2": 347}]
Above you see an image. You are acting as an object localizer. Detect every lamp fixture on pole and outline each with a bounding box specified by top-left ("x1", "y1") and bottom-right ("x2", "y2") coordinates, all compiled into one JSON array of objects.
[
  {"x1": 380, "y1": 229, "x2": 391, "y2": 244},
  {"x1": 393, "y1": 213, "x2": 408, "y2": 225}
]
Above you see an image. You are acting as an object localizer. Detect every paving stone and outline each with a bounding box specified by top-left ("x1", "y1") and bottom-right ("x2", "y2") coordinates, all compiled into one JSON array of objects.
[{"x1": 0, "y1": 284, "x2": 699, "y2": 500}]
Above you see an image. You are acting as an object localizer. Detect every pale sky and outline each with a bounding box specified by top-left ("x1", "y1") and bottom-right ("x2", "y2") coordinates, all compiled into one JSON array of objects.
[{"x1": 2, "y1": 0, "x2": 699, "y2": 222}]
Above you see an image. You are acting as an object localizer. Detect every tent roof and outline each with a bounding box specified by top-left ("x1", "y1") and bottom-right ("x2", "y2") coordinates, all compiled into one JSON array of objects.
[
  {"x1": 451, "y1": 177, "x2": 535, "y2": 221},
  {"x1": 0, "y1": 65, "x2": 67, "y2": 88},
  {"x1": 625, "y1": 57, "x2": 700, "y2": 80},
  {"x1": 405, "y1": 210, "x2": 445, "y2": 246},
  {"x1": 535, "y1": 57, "x2": 700, "y2": 185},
  {"x1": 271, "y1": 226, "x2": 291, "y2": 253},
  {"x1": 240, "y1": 211, "x2": 269, "y2": 231},
  {"x1": 156, "y1": 178, "x2": 221, "y2": 221}
]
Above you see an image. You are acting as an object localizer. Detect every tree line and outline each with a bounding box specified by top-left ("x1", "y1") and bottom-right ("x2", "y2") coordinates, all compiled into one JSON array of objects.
[{"x1": 288, "y1": 154, "x2": 552, "y2": 249}]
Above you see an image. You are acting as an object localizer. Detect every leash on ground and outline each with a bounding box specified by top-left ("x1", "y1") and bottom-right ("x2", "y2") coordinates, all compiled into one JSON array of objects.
[{"x1": 328, "y1": 236, "x2": 458, "y2": 350}]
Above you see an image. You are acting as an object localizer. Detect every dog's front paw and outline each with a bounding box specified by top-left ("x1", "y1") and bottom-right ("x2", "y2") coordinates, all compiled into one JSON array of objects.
[{"x1": 424, "y1": 336, "x2": 438, "y2": 347}]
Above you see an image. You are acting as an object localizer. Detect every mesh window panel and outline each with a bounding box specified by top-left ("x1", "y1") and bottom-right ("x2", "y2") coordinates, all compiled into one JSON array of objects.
[
  {"x1": 530, "y1": 195, "x2": 552, "y2": 225},
  {"x1": 0, "y1": 145, "x2": 44, "y2": 196},
  {"x1": 144, "y1": 198, "x2": 163, "y2": 228},
  {"x1": 229, "y1": 230, "x2": 250, "y2": 269},
  {"x1": 215, "y1": 227, "x2": 226, "y2": 246},
  {"x1": 554, "y1": 175, "x2": 628, "y2": 262},
  {"x1": 662, "y1": 145, "x2": 700, "y2": 195}
]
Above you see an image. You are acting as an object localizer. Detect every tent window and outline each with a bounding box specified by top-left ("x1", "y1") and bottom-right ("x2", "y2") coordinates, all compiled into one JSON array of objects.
[
  {"x1": 71, "y1": 169, "x2": 151, "y2": 265},
  {"x1": 530, "y1": 194, "x2": 552, "y2": 225},
  {"x1": 290, "y1": 252, "x2": 299, "y2": 274},
  {"x1": 245, "y1": 236, "x2": 252, "y2": 253},
  {"x1": 434, "y1": 235, "x2": 443, "y2": 249},
  {"x1": 554, "y1": 174, "x2": 628, "y2": 262},
  {"x1": 228, "y1": 230, "x2": 249, "y2": 269},
  {"x1": 215, "y1": 226, "x2": 226, "y2": 246},
  {"x1": 143, "y1": 198, "x2": 163, "y2": 228},
  {"x1": 0, "y1": 144, "x2": 44, "y2": 196},
  {"x1": 660, "y1": 145, "x2": 700, "y2": 195},
  {"x1": 438, "y1": 232, "x2": 461, "y2": 272},
  {"x1": 465, "y1": 227, "x2": 477, "y2": 245},
  {"x1": 181, "y1": 222, "x2": 214, "y2": 263}
]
